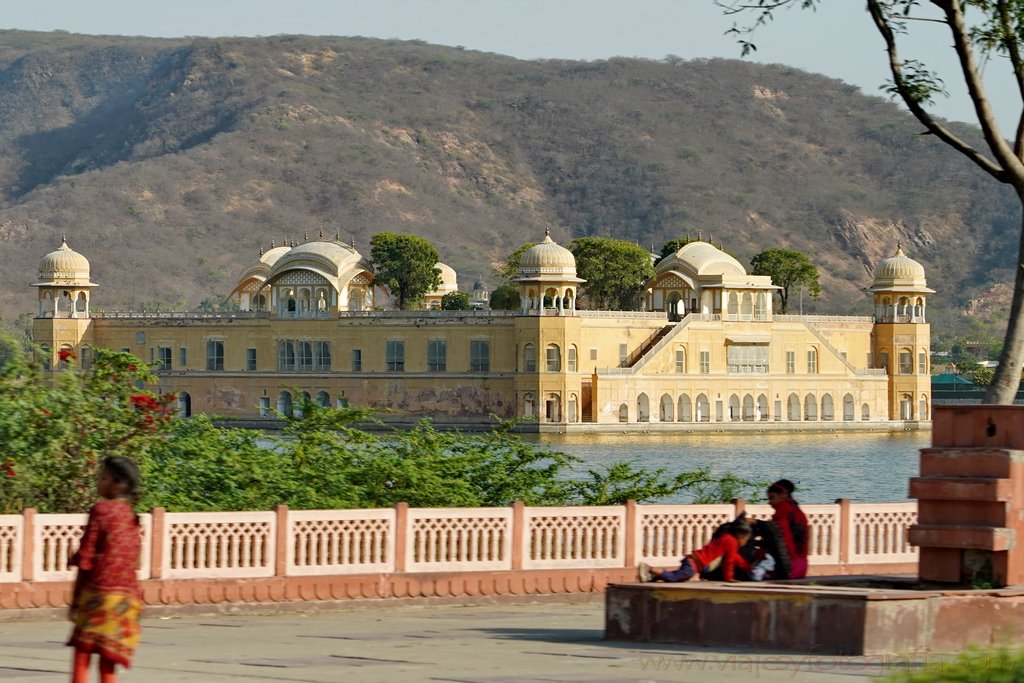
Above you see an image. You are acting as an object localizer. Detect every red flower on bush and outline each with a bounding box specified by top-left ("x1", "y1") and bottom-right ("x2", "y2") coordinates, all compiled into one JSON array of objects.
[{"x1": 58, "y1": 348, "x2": 76, "y2": 362}]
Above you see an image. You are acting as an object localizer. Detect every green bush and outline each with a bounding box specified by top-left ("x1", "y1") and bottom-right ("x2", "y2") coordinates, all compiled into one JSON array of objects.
[{"x1": 880, "y1": 647, "x2": 1024, "y2": 682}]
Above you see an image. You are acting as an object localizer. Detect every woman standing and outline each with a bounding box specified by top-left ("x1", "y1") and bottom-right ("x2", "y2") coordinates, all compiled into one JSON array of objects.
[
  {"x1": 67, "y1": 457, "x2": 143, "y2": 683},
  {"x1": 767, "y1": 479, "x2": 809, "y2": 579}
]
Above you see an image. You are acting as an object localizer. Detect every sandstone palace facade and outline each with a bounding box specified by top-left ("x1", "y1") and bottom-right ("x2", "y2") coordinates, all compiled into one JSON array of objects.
[{"x1": 31, "y1": 235, "x2": 931, "y2": 431}]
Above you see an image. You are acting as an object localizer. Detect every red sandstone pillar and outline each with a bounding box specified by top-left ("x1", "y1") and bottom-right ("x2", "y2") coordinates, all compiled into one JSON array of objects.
[
  {"x1": 274, "y1": 504, "x2": 289, "y2": 577},
  {"x1": 511, "y1": 500, "x2": 525, "y2": 570},
  {"x1": 149, "y1": 507, "x2": 165, "y2": 580},
  {"x1": 21, "y1": 508, "x2": 35, "y2": 582},
  {"x1": 394, "y1": 502, "x2": 409, "y2": 573},
  {"x1": 624, "y1": 500, "x2": 637, "y2": 568},
  {"x1": 836, "y1": 499, "x2": 851, "y2": 565}
]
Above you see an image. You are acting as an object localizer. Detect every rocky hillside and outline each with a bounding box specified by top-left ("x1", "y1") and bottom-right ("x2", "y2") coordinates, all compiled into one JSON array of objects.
[{"x1": 0, "y1": 30, "x2": 1016, "y2": 337}]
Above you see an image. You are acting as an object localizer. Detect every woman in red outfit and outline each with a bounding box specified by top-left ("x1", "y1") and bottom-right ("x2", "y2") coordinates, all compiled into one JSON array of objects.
[
  {"x1": 768, "y1": 479, "x2": 809, "y2": 579},
  {"x1": 67, "y1": 457, "x2": 143, "y2": 683},
  {"x1": 640, "y1": 520, "x2": 752, "y2": 583}
]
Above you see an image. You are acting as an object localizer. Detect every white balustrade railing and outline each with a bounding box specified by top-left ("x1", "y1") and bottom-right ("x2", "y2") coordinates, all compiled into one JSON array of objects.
[
  {"x1": 0, "y1": 502, "x2": 919, "y2": 587},
  {"x1": 406, "y1": 507, "x2": 512, "y2": 572},
  {"x1": 163, "y1": 511, "x2": 274, "y2": 579},
  {"x1": 523, "y1": 506, "x2": 625, "y2": 569},
  {"x1": 0, "y1": 515, "x2": 22, "y2": 582},
  {"x1": 848, "y1": 503, "x2": 918, "y2": 564},
  {"x1": 288, "y1": 509, "x2": 395, "y2": 576}
]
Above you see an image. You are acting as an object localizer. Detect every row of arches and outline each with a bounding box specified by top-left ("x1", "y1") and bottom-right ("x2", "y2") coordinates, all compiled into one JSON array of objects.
[
  {"x1": 522, "y1": 392, "x2": 580, "y2": 423},
  {"x1": 522, "y1": 343, "x2": 578, "y2": 373},
  {"x1": 38, "y1": 290, "x2": 90, "y2": 318},
  {"x1": 615, "y1": 392, "x2": 886, "y2": 423},
  {"x1": 876, "y1": 296, "x2": 926, "y2": 323},
  {"x1": 520, "y1": 286, "x2": 577, "y2": 315}
]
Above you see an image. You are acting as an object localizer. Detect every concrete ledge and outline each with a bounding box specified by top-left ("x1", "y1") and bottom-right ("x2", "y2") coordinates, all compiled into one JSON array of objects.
[{"x1": 605, "y1": 577, "x2": 1024, "y2": 654}]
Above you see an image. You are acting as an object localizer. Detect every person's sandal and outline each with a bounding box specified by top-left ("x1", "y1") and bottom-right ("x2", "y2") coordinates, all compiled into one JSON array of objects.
[{"x1": 637, "y1": 562, "x2": 653, "y2": 583}]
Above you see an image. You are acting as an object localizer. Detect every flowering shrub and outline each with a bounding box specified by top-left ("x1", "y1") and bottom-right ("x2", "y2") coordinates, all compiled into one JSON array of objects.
[{"x1": 0, "y1": 339, "x2": 176, "y2": 513}]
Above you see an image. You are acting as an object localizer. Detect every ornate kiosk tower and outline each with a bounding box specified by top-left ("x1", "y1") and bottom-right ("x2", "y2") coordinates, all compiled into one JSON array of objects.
[
  {"x1": 31, "y1": 237, "x2": 96, "y2": 368},
  {"x1": 868, "y1": 245, "x2": 933, "y2": 421}
]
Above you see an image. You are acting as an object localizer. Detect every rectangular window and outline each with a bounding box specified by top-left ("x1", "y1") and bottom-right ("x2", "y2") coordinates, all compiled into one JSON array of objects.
[
  {"x1": 867, "y1": 352, "x2": 873, "y2": 370},
  {"x1": 246, "y1": 348, "x2": 257, "y2": 371},
  {"x1": 918, "y1": 352, "x2": 927, "y2": 375},
  {"x1": 675, "y1": 349, "x2": 685, "y2": 373},
  {"x1": 899, "y1": 351, "x2": 913, "y2": 375},
  {"x1": 135, "y1": 331, "x2": 146, "y2": 345},
  {"x1": 386, "y1": 340, "x2": 405, "y2": 372},
  {"x1": 590, "y1": 348, "x2": 597, "y2": 361},
  {"x1": 470, "y1": 340, "x2": 490, "y2": 372},
  {"x1": 149, "y1": 348, "x2": 154, "y2": 365},
  {"x1": 259, "y1": 397, "x2": 270, "y2": 417},
  {"x1": 315, "y1": 341, "x2": 331, "y2": 371},
  {"x1": 158, "y1": 347, "x2": 172, "y2": 372},
  {"x1": 297, "y1": 341, "x2": 313, "y2": 371},
  {"x1": 427, "y1": 339, "x2": 447, "y2": 372},
  {"x1": 568, "y1": 347, "x2": 577, "y2": 372},
  {"x1": 619, "y1": 343, "x2": 628, "y2": 367},
  {"x1": 179, "y1": 347, "x2": 187, "y2": 368},
  {"x1": 879, "y1": 351, "x2": 889, "y2": 371},
  {"x1": 727, "y1": 344, "x2": 769, "y2": 374},
  {"x1": 351, "y1": 349, "x2": 362, "y2": 372},
  {"x1": 786, "y1": 351, "x2": 795, "y2": 374},
  {"x1": 278, "y1": 341, "x2": 295, "y2": 371},
  {"x1": 807, "y1": 349, "x2": 818, "y2": 374},
  {"x1": 206, "y1": 340, "x2": 224, "y2": 371},
  {"x1": 699, "y1": 350, "x2": 710, "y2": 374}
]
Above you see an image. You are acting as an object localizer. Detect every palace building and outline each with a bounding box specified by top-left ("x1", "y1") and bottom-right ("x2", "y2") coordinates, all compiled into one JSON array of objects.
[{"x1": 31, "y1": 234, "x2": 931, "y2": 430}]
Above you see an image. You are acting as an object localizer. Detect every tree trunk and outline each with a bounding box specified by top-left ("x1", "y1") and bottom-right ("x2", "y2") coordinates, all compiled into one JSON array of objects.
[{"x1": 985, "y1": 194, "x2": 1024, "y2": 403}]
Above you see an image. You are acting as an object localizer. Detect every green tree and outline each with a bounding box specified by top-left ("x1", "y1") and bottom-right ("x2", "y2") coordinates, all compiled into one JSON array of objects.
[
  {"x1": 488, "y1": 283, "x2": 520, "y2": 310},
  {"x1": 369, "y1": 233, "x2": 442, "y2": 310},
  {"x1": 568, "y1": 237, "x2": 655, "y2": 310},
  {"x1": 721, "y1": 1, "x2": 1024, "y2": 403},
  {"x1": 0, "y1": 341, "x2": 176, "y2": 513},
  {"x1": 440, "y1": 291, "x2": 471, "y2": 310},
  {"x1": 970, "y1": 366, "x2": 995, "y2": 386},
  {"x1": 749, "y1": 248, "x2": 821, "y2": 314}
]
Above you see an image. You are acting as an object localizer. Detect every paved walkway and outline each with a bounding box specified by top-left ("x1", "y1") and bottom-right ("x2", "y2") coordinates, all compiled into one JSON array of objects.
[{"x1": 0, "y1": 599, "x2": 921, "y2": 682}]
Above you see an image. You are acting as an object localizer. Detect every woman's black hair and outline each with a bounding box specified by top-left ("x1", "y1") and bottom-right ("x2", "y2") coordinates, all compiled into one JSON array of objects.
[
  {"x1": 768, "y1": 479, "x2": 796, "y2": 495},
  {"x1": 729, "y1": 520, "x2": 752, "y2": 538},
  {"x1": 101, "y1": 456, "x2": 141, "y2": 503}
]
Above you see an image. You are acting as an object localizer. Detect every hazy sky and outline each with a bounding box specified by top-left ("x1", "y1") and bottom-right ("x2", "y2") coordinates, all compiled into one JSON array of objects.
[{"x1": 2, "y1": 0, "x2": 1017, "y2": 129}]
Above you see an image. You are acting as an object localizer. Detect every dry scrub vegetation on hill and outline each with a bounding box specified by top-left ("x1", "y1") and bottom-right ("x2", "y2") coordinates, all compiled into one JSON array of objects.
[{"x1": 0, "y1": 30, "x2": 1015, "y2": 339}]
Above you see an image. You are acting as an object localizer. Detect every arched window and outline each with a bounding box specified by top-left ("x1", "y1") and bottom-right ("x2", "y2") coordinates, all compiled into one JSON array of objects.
[
  {"x1": 316, "y1": 391, "x2": 330, "y2": 408},
  {"x1": 254, "y1": 293, "x2": 267, "y2": 311},
  {"x1": 742, "y1": 394, "x2": 755, "y2": 421},
  {"x1": 523, "y1": 344, "x2": 537, "y2": 372},
  {"x1": 178, "y1": 392, "x2": 192, "y2": 418},
  {"x1": 821, "y1": 394, "x2": 834, "y2": 421},
  {"x1": 727, "y1": 292, "x2": 739, "y2": 316},
  {"x1": 545, "y1": 393, "x2": 561, "y2": 422},
  {"x1": 757, "y1": 394, "x2": 768, "y2": 421},
  {"x1": 637, "y1": 393, "x2": 650, "y2": 422},
  {"x1": 568, "y1": 394, "x2": 578, "y2": 423},
  {"x1": 696, "y1": 394, "x2": 710, "y2": 422},
  {"x1": 678, "y1": 394, "x2": 692, "y2": 422},
  {"x1": 919, "y1": 394, "x2": 929, "y2": 420},
  {"x1": 618, "y1": 403, "x2": 629, "y2": 423},
  {"x1": 899, "y1": 348, "x2": 913, "y2": 375},
  {"x1": 755, "y1": 292, "x2": 768, "y2": 320},
  {"x1": 729, "y1": 394, "x2": 741, "y2": 421},
  {"x1": 277, "y1": 391, "x2": 293, "y2": 417},
  {"x1": 900, "y1": 393, "x2": 913, "y2": 420},
  {"x1": 788, "y1": 393, "x2": 800, "y2": 421},
  {"x1": 804, "y1": 393, "x2": 817, "y2": 421},
  {"x1": 59, "y1": 345, "x2": 74, "y2": 371},
  {"x1": 741, "y1": 292, "x2": 753, "y2": 317},
  {"x1": 843, "y1": 393, "x2": 855, "y2": 421},
  {"x1": 660, "y1": 394, "x2": 674, "y2": 422},
  {"x1": 546, "y1": 344, "x2": 561, "y2": 372},
  {"x1": 568, "y1": 346, "x2": 578, "y2": 372},
  {"x1": 278, "y1": 341, "x2": 295, "y2": 371},
  {"x1": 75, "y1": 292, "x2": 87, "y2": 313},
  {"x1": 523, "y1": 393, "x2": 535, "y2": 418},
  {"x1": 861, "y1": 403, "x2": 871, "y2": 421},
  {"x1": 80, "y1": 346, "x2": 92, "y2": 371}
]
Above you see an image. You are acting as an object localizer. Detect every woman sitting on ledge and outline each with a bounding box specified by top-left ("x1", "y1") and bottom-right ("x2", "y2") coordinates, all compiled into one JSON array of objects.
[
  {"x1": 768, "y1": 479, "x2": 809, "y2": 579},
  {"x1": 639, "y1": 520, "x2": 752, "y2": 583}
]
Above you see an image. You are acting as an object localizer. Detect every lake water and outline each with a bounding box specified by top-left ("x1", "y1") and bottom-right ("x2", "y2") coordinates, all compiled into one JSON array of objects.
[{"x1": 525, "y1": 431, "x2": 930, "y2": 504}]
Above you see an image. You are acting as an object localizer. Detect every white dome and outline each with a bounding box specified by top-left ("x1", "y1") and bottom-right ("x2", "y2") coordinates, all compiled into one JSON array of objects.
[
  {"x1": 518, "y1": 233, "x2": 578, "y2": 279},
  {"x1": 870, "y1": 245, "x2": 931, "y2": 292},
  {"x1": 35, "y1": 237, "x2": 94, "y2": 285}
]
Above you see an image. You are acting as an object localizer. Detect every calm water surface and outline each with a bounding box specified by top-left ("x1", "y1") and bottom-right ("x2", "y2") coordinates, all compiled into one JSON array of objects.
[{"x1": 525, "y1": 431, "x2": 930, "y2": 504}]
